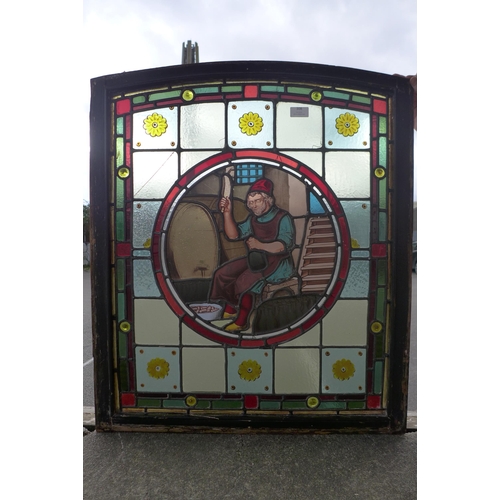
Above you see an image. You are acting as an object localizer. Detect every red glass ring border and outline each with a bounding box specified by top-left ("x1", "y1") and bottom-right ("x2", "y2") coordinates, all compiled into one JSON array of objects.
[{"x1": 151, "y1": 150, "x2": 351, "y2": 347}]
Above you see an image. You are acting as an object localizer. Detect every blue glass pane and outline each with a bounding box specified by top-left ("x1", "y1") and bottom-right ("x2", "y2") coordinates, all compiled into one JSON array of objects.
[{"x1": 309, "y1": 192, "x2": 325, "y2": 214}]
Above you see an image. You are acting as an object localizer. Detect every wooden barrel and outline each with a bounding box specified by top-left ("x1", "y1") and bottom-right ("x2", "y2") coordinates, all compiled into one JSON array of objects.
[{"x1": 166, "y1": 202, "x2": 220, "y2": 280}]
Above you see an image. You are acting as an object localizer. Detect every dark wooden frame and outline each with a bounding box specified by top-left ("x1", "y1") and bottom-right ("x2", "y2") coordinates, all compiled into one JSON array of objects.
[{"x1": 89, "y1": 61, "x2": 414, "y2": 433}]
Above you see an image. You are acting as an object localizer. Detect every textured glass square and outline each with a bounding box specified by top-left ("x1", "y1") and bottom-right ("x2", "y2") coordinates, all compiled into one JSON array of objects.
[
  {"x1": 133, "y1": 259, "x2": 160, "y2": 297},
  {"x1": 182, "y1": 348, "x2": 225, "y2": 392},
  {"x1": 133, "y1": 107, "x2": 178, "y2": 150},
  {"x1": 135, "y1": 346, "x2": 180, "y2": 393},
  {"x1": 340, "y1": 260, "x2": 370, "y2": 298},
  {"x1": 134, "y1": 299, "x2": 180, "y2": 345},
  {"x1": 132, "y1": 201, "x2": 161, "y2": 249},
  {"x1": 180, "y1": 103, "x2": 225, "y2": 149},
  {"x1": 227, "y1": 348, "x2": 273, "y2": 394},
  {"x1": 133, "y1": 152, "x2": 179, "y2": 199},
  {"x1": 322, "y1": 348, "x2": 366, "y2": 394},
  {"x1": 322, "y1": 300, "x2": 368, "y2": 346},
  {"x1": 341, "y1": 200, "x2": 371, "y2": 248},
  {"x1": 276, "y1": 103, "x2": 322, "y2": 148},
  {"x1": 325, "y1": 109, "x2": 370, "y2": 149},
  {"x1": 228, "y1": 100, "x2": 274, "y2": 149},
  {"x1": 325, "y1": 152, "x2": 370, "y2": 198},
  {"x1": 274, "y1": 349, "x2": 320, "y2": 394}
]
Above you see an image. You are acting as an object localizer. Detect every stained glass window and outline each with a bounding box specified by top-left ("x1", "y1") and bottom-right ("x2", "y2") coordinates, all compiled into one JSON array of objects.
[{"x1": 90, "y1": 62, "x2": 413, "y2": 432}]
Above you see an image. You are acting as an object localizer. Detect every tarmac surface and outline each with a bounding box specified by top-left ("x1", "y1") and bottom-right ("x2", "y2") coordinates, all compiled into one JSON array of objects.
[{"x1": 83, "y1": 270, "x2": 417, "y2": 499}]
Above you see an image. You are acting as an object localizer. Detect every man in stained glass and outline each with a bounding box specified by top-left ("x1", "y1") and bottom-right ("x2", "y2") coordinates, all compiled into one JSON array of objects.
[{"x1": 209, "y1": 178, "x2": 295, "y2": 332}]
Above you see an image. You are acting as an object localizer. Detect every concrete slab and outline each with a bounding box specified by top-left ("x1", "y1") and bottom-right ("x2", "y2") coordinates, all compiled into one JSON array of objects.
[{"x1": 84, "y1": 431, "x2": 416, "y2": 499}]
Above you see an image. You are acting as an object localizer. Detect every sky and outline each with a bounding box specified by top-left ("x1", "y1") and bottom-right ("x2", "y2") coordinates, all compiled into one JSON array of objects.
[{"x1": 82, "y1": 0, "x2": 417, "y2": 202}]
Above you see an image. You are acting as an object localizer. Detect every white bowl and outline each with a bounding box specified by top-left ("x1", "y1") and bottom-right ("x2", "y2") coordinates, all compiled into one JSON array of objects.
[{"x1": 189, "y1": 303, "x2": 222, "y2": 321}]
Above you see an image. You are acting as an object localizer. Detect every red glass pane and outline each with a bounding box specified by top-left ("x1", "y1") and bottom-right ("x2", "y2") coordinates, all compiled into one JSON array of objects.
[
  {"x1": 116, "y1": 99, "x2": 131, "y2": 115},
  {"x1": 121, "y1": 393, "x2": 136, "y2": 407},
  {"x1": 116, "y1": 243, "x2": 131, "y2": 257},
  {"x1": 372, "y1": 244, "x2": 387, "y2": 258},
  {"x1": 244, "y1": 395, "x2": 259, "y2": 409},
  {"x1": 244, "y1": 85, "x2": 259, "y2": 98},
  {"x1": 373, "y1": 99, "x2": 387, "y2": 114},
  {"x1": 367, "y1": 395, "x2": 381, "y2": 409}
]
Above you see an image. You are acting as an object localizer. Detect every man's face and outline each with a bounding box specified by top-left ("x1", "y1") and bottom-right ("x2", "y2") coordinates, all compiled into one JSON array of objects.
[{"x1": 247, "y1": 193, "x2": 271, "y2": 216}]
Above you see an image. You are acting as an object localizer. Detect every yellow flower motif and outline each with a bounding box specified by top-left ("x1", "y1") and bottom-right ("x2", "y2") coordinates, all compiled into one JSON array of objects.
[
  {"x1": 238, "y1": 359, "x2": 262, "y2": 382},
  {"x1": 335, "y1": 112, "x2": 360, "y2": 137},
  {"x1": 143, "y1": 112, "x2": 168, "y2": 137},
  {"x1": 239, "y1": 112, "x2": 264, "y2": 136},
  {"x1": 332, "y1": 359, "x2": 356, "y2": 381},
  {"x1": 147, "y1": 358, "x2": 170, "y2": 379},
  {"x1": 143, "y1": 238, "x2": 151, "y2": 248}
]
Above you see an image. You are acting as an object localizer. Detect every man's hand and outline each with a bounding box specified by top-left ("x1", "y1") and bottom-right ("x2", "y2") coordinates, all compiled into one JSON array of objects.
[
  {"x1": 219, "y1": 196, "x2": 232, "y2": 213},
  {"x1": 246, "y1": 237, "x2": 285, "y2": 254},
  {"x1": 246, "y1": 237, "x2": 260, "y2": 250}
]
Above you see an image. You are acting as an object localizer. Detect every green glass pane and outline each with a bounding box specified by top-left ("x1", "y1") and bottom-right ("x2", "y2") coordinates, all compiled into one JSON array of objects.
[
  {"x1": 379, "y1": 178, "x2": 387, "y2": 209},
  {"x1": 221, "y1": 85, "x2": 242, "y2": 92},
  {"x1": 324, "y1": 90, "x2": 350, "y2": 100},
  {"x1": 374, "y1": 361, "x2": 383, "y2": 394},
  {"x1": 117, "y1": 292, "x2": 125, "y2": 322},
  {"x1": 194, "y1": 86, "x2": 219, "y2": 94},
  {"x1": 287, "y1": 86, "x2": 313, "y2": 95},
  {"x1": 162, "y1": 400, "x2": 187, "y2": 409},
  {"x1": 116, "y1": 212, "x2": 125, "y2": 241},
  {"x1": 347, "y1": 401, "x2": 365, "y2": 409},
  {"x1": 116, "y1": 259, "x2": 125, "y2": 290},
  {"x1": 118, "y1": 331, "x2": 127, "y2": 358},
  {"x1": 116, "y1": 138, "x2": 124, "y2": 168},
  {"x1": 282, "y1": 401, "x2": 307, "y2": 410},
  {"x1": 116, "y1": 117, "x2": 124, "y2": 135},
  {"x1": 379, "y1": 137, "x2": 387, "y2": 167},
  {"x1": 149, "y1": 90, "x2": 181, "y2": 101},
  {"x1": 377, "y1": 260, "x2": 387, "y2": 286},
  {"x1": 319, "y1": 401, "x2": 347, "y2": 410},
  {"x1": 379, "y1": 116, "x2": 387, "y2": 134},
  {"x1": 133, "y1": 95, "x2": 146, "y2": 104},
  {"x1": 137, "y1": 398, "x2": 162, "y2": 407},
  {"x1": 119, "y1": 360, "x2": 129, "y2": 391},
  {"x1": 260, "y1": 401, "x2": 281, "y2": 410},
  {"x1": 375, "y1": 333, "x2": 384, "y2": 358},
  {"x1": 192, "y1": 400, "x2": 210, "y2": 409},
  {"x1": 261, "y1": 85, "x2": 285, "y2": 92},
  {"x1": 379, "y1": 212, "x2": 387, "y2": 241},
  {"x1": 116, "y1": 178, "x2": 124, "y2": 209},
  {"x1": 376, "y1": 288, "x2": 386, "y2": 322},
  {"x1": 212, "y1": 400, "x2": 243, "y2": 410},
  {"x1": 352, "y1": 95, "x2": 371, "y2": 104}
]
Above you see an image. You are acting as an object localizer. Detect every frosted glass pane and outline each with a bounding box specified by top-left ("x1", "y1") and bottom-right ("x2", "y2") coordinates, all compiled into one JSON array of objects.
[
  {"x1": 227, "y1": 100, "x2": 274, "y2": 149},
  {"x1": 325, "y1": 109, "x2": 370, "y2": 149},
  {"x1": 325, "y1": 152, "x2": 370, "y2": 198},
  {"x1": 133, "y1": 201, "x2": 161, "y2": 249},
  {"x1": 340, "y1": 201, "x2": 371, "y2": 248},
  {"x1": 341, "y1": 260, "x2": 369, "y2": 298},
  {"x1": 133, "y1": 152, "x2": 179, "y2": 199},
  {"x1": 282, "y1": 151, "x2": 322, "y2": 175},
  {"x1": 180, "y1": 151, "x2": 215, "y2": 175},
  {"x1": 276, "y1": 103, "x2": 322, "y2": 148},
  {"x1": 180, "y1": 103, "x2": 225, "y2": 149},
  {"x1": 133, "y1": 107, "x2": 178, "y2": 150},
  {"x1": 133, "y1": 259, "x2": 161, "y2": 297}
]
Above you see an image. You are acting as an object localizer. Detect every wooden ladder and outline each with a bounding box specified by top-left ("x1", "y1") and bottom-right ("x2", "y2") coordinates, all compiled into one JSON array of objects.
[{"x1": 298, "y1": 216, "x2": 337, "y2": 294}]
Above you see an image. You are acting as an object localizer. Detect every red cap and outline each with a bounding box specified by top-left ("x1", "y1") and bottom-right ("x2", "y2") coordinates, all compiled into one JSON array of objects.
[{"x1": 248, "y1": 178, "x2": 273, "y2": 196}]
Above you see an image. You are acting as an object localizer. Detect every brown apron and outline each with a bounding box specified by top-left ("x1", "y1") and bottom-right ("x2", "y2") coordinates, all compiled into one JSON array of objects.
[{"x1": 210, "y1": 209, "x2": 290, "y2": 305}]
